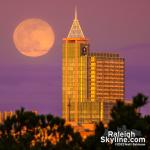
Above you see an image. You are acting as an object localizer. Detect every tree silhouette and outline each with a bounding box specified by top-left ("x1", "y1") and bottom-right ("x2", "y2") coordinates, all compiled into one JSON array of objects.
[
  {"x1": 0, "y1": 108, "x2": 83, "y2": 150},
  {"x1": 108, "y1": 93, "x2": 150, "y2": 149},
  {"x1": 0, "y1": 93, "x2": 150, "y2": 150},
  {"x1": 83, "y1": 93, "x2": 150, "y2": 150},
  {"x1": 83, "y1": 122, "x2": 109, "y2": 150}
]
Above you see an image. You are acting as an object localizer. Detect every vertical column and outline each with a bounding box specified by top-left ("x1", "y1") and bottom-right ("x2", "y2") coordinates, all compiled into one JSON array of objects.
[
  {"x1": 90, "y1": 56, "x2": 96, "y2": 102},
  {"x1": 65, "y1": 40, "x2": 68, "y2": 121},
  {"x1": 80, "y1": 56, "x2": 83, "y2": 102},
  {"x1": 75, "y1": 40, "x2": 78, "y2": 123}
]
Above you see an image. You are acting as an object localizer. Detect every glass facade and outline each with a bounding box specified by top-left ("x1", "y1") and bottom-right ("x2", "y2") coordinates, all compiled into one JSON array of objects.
[
  {"x1": 88, "y1": 53, "x2": 125, "y2": 102},
  {"x1": 62, "y1": 12, "x2": 125, "y2": 125},
  {"x1": 62, "y1": 39, "x2": 89, "y2": 122},
  {"x1": 62, "y1": 43, "x2": 125, "y2": 124},
  {"x1": 87, "y1": 53, "x2": 125, "y2": 124}
]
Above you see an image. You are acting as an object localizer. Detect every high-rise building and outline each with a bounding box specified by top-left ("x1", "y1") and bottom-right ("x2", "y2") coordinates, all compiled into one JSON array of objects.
[
  {"x1": 62, "y1": 10, "x2": 125, "y2": 124},
  {"x1": 87, "y1": 53, "x2": 125, "y2": 123},
  {"x1": 62, "y1": 9, "x2": 89, "y2": 123}
]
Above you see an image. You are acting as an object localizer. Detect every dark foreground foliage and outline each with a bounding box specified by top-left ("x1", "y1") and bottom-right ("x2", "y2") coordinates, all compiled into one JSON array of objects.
[{"x1": 0, "y1": 93, "x2": 150, "y2": 150}]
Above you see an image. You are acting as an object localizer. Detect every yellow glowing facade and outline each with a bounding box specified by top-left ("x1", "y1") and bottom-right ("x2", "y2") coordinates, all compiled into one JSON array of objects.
[
  {"x1": 62, "y1": 11, "x2": 89, "y2": 121},
  {"x1": 88, "y1": 53, "x2": 125, "y2": 123},
  {"x1": 62, "y1": 10, "x2": 125, "y2": 124}
]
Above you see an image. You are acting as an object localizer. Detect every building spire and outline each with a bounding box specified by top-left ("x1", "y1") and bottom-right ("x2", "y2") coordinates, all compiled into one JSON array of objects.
[
  {"x1": 67, "y1": 7, "x2": 85, "y2": 38},
  {"x1": 75, "y1": 6, "x2": 77, "y2": 20}
]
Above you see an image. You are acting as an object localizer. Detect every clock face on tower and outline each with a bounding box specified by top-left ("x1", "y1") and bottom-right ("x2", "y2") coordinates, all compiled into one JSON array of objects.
[{"x1": 81, "y1": 45, "x2": 88, "y2": 56}]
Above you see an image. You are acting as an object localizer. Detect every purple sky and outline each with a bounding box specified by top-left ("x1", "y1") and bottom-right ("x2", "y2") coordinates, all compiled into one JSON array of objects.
[{"x1": 0, "y1": 0, "x2": 150, "y2": 115}]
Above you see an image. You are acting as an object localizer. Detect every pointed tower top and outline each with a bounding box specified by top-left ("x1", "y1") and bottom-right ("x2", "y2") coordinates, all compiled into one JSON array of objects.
[
  {"x1": 67, "y1": 8, "x2": 85, "y2": 38},
  {"x1": 75, "y1": 6, "x2": 77, "y2": 20}
]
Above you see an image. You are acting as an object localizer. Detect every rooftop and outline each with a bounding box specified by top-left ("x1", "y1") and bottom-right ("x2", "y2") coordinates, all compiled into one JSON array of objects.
[{"x1": 67, "y1": 8, "x2": 85, "y2": 39}]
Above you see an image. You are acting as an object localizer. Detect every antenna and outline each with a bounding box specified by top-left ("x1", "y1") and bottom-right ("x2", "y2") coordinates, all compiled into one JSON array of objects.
[{"x1": 75, "y1": 6, "x2": 77, "y2": 20}]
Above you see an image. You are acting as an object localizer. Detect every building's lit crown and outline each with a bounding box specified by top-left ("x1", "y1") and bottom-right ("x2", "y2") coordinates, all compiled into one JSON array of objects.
[{"x1": 67, "y1": 8, "x2": 85, "y2": 38}]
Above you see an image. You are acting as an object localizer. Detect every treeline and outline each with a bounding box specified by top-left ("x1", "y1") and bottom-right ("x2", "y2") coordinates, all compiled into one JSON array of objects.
[{"x1": 0, "y1": 93, "x2": 150, "y2": 150}]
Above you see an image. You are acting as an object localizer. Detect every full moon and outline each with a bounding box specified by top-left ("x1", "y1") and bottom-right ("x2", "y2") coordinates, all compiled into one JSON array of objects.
[{"x1": 13, "y1": 18, "x2": 55, "y2": 57}]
